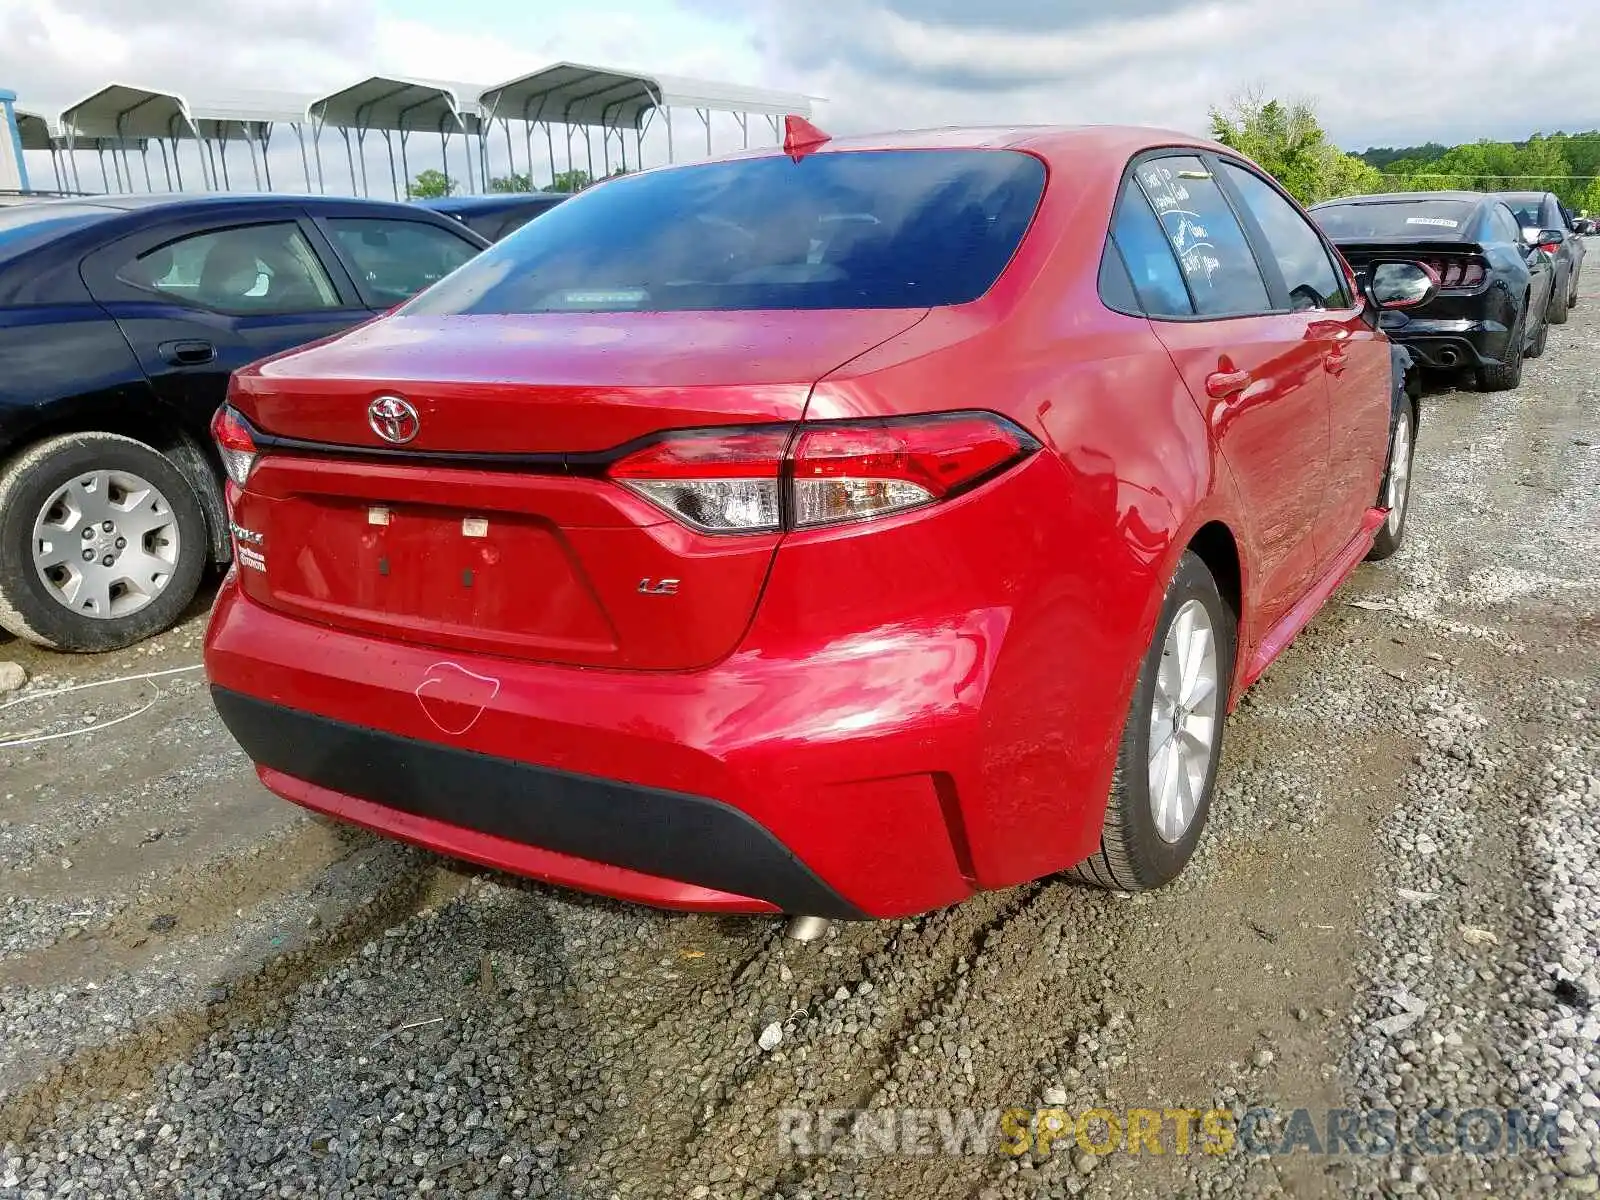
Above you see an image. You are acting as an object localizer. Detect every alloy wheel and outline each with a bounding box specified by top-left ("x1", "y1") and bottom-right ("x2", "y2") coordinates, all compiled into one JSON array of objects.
[
  {"x1": 1148, "y1": 598, "x2": 1220, "y2": 844},
  {"x1": 1387, "y1": 407, "x2": 1413, "y2": 538},
  {"x1": 31, "y1": 469, "x2": 182, "y2": 619}
]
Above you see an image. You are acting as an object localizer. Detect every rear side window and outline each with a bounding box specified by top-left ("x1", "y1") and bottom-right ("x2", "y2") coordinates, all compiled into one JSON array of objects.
[
  {"x1": 1135, "y1": 156, "x2": 1270, "y2": 317},
  {"x1": 323, "y1": 218, "x2": 481, "y2": 306},
  {"x1": 1219, "y1": 163, "x2": 1349, "y2": 310},
  {"x1": 1491, "y1": 205, "x2": 1523, "y2": 245},
  {"x1": 404, "y1": 149, "x2": 1047, "y2": 314},
  {"x1": 1109, "y1": 178, "x2": 1193, "y2": 317},
  {"x1": 116, "y1": 222, "x2": 341, "y2": 314}
]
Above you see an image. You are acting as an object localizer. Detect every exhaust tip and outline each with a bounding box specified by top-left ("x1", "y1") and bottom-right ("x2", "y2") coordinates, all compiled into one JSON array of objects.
[{"x1": 785, "y1": 915, "x2": 831, "y2": 942}]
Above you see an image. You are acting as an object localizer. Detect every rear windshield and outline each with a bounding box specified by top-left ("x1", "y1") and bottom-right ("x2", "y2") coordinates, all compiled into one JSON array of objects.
[
  {"x1": 403, "y1": 149, "x2": 1047, "y2": 314},
  {"x1": 1311, "y1": 200, "x2": 1477, "y2": 240},
  {"x1": 0, "y1": 203, "x2": 115, "y2": 263}
]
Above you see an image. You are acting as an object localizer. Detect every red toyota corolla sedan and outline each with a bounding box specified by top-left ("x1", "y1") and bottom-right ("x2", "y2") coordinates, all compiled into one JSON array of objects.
[{"x1": 205, "y1": 125, "x2": 1428, "y2": 921}]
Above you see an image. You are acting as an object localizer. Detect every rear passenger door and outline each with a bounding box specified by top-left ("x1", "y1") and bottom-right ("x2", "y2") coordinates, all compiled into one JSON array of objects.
[
  {"x1": 82, "y1": 214, "x2": 370, "y2": 430},
  {"x1": 1214, "y1": 159, "x2": 1390, "y2": 552},
  {"x1": 1118, "y1": 153, "x2": 1332, "y2": 632}
]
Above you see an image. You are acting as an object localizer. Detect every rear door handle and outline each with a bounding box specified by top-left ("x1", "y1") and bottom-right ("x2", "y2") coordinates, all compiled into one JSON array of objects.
[
  {"x1": 1205, "y1": 369, "x2": 1251, "y2": 399},
  {"x1": 158, "y1": 339, "x2": 216, "y2": 366},
  {"x1": 1325, "y1": 348, "x2": 1348, "y2": 376}
]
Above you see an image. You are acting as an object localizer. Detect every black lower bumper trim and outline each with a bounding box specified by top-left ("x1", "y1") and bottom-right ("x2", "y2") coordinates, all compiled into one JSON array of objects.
[{"x1": 211, "y1": 688, "x2": 865, "y2": 919}]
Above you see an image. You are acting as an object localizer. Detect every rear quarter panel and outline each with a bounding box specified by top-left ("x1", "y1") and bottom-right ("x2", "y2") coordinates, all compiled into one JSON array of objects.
[{"x1": 0, "y1": 304, "x2": 160, "y2": 458}]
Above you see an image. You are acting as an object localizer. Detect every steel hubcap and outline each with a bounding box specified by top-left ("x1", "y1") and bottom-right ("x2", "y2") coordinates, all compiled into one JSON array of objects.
[
  {"x1": 31, "y1": 469, "x2": 180, "y2": 620},
  {"x1": 1387, "y1": 409, "x2": 1412, "y2": 537},
  {"x1": 1148, "y1": 599, "x2": 1220, "y2": 844}
]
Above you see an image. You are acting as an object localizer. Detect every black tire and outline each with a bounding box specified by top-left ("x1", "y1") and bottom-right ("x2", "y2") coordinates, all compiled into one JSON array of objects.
[
  {"x1": 1367, "y1": 395, "x2": 1416, "y2": 562},
  {"x1": 1527, "y1": 312, "x2": 1549, "y2": 358},
  {"x1": 1476, "y1": 304, "x2": 1525, "y2": 392},
  {"x1": 1570, "y1": 267, "x2": 1581, "y2": 309},
  {"x1": 1548, "y1": 269, "x2": 1570, "y2": 324},
  {"x1": 0, "y1": 433, "x2": 207, "y2": 652},
  {"x1": 1068, "y1": 552, "x2": 1237, "y2": 891}
]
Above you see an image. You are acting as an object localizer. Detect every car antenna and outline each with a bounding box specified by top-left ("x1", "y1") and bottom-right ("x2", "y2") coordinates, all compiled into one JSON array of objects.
[{"x1": 783, "y1": 114, "x2": 831, "y2": 162}]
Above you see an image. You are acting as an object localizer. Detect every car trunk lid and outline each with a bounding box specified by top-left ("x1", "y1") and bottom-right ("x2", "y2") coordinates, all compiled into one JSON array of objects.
[{"x1": 225, "y1": 308, "x2": 927, "y2": 669}]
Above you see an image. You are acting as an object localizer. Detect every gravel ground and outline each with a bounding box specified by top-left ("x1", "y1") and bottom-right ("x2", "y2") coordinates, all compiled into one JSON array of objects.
[{"x1": 1, "y1": 281, "x2": 1597, "y2": 1199}]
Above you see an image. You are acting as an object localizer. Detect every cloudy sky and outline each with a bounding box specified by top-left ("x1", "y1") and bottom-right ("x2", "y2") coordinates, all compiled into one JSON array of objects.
[{"x1": 6, "y1": 0, "x2": 1599, "y2": 193}]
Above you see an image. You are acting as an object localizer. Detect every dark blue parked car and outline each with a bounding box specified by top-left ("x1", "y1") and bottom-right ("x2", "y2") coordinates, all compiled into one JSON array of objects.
[
  {"x1": 0, "y1": 194, "x2": 486, "y2": 651},
  {"x1": 415, "y1": 191, "x2": 568, "y2": 241}
]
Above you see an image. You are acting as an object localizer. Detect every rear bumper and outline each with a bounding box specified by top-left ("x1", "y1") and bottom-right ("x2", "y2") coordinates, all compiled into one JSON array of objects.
[
  {"x1": 213, "y1": 688, "x2": 860, "y2": 917},
  {"x1": 1379, "y1": 314, "x2": 1512, "y2": 370},
  {"x1": 204, "y1": 579, "x2": 1012, "y2": 919}
]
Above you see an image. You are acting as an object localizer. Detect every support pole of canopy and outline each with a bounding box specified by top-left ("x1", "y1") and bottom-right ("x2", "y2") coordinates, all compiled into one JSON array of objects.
[
  {"x1": 736, "y1": 111, "x2": 748, "y2": 149},
  {"x1": 259, "y1": 126, "x2": 273, "y2": 190},
  {"x1": 697, "y1": 108, "x2": 711, "y2": 156},
  {"x1": 381, "y1": 129, "x2": 399, "y2": 199},
  {"x1": 501, "y1": 117, "x2": 515, "y2": 186},
  {"x1": 583, "y1": 126, "x2": 593, "y2": 187},
  {"x1": 170, "y1": 136, "x2": 184, "y2": 190},
  {"x1": 664, "y1": 104, "x2": 674, "y2": 163},
  {"x1": 95, "y1": 146, "x2": 110, "y2": 193},
  {"x1": 310, "y1": 122, "x2": 327, "y2": 194},
  {"x1": 292, "y1": 124, "x2": 311, "y2": 192},
  {"x1": 438, "y1": 124, "x2": 450, "y2": 195},
  {"x1": 398, "y1": 129, "x2": 411, "y2": 199},
  {"x1": 157, "y1": 139, "x2": 172, "y2": 189},
  {"x1": 248, "y1": 131, "x2": 263, "y2": 190},
  {"x1": 140, "y1": 145, "x2": 153, "y2": 190}
]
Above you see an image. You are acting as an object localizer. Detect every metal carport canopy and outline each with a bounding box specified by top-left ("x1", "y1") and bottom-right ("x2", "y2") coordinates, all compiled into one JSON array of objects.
[
  {"x1": 58, "y1": 83, "x2": 198, "y2": 140},
  {"x1": 14, "y1": 110, "x2": 55, "y2": 151},
  {"x1": 187, "y1": 88, "x2": 317, "y2": 141},
  {"x1": 308, "y1": 77, "x2": 478, "y2": 132},
  {"x1": 477, "y1": 61, "x2": 812, "y2": 128}
]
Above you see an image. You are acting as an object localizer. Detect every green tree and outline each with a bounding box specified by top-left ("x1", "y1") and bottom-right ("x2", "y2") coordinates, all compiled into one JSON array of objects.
[
  {"x1": 1580, "y1": 176, "x2": 1600, "y2": 217},
  {"x1": 1208, "y1": 90, "x2": 1379, "y2": 204},
  {"x1": 550, "y1": 169, "x2": 593, "y2": 193},
  {"x1": 408, "y1": 169, "x2": 457, "y2": 199},
  {"x1": 490, "y1": 172, "x2": 533, "y2": 193}
]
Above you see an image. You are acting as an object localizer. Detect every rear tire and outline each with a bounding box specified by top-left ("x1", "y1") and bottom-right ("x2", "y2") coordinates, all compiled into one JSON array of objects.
[
  {"x1": 1527, "y1": 312, "x2": 1549, "y2": 358},
  {"x1": 1548, "y1": 270, "x2": 1570, "y2": 324},
  {"x1": 1068, "y1": 552, "x2": 1236, "y2": 891},
  {"x1": 0, "y1": 433, "x2": 207, "y2": 652},
  {"x1": 1476, "y1": 305, "x2": 1525, "y2": 392},
  {"x1": 1367, "y1": 396, "x2": 1416, "y2": 562}
]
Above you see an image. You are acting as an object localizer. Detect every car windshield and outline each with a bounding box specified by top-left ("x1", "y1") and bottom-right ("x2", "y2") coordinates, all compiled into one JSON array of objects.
[
  {"x1": 0, "y1": 203, "x2": 116, "y2": 263},
  {"x1": 1312, "y1": 200, "x2": 1477, "y2": 240},
  {"x1": 403, "y1": 149, "x2": 1047, "y2": 314}
]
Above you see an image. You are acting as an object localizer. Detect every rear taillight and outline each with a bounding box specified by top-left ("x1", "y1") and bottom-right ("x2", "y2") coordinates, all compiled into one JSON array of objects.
[
  {"x1": 1418, "y1": 257, "x2": 1487, "y2": 290},
  {"x1": 1538, "y1": 240, "x2": 1561, "y2": 256},
  {"x1": 210, "y1": 406, "x2": 258, "y2": 487},
  {"x1": 607, "y1": 412, "x2": 1038, "y2": 534},
  {"x1": 608, "y1": 427, "x2": 789, "y2": 533}
]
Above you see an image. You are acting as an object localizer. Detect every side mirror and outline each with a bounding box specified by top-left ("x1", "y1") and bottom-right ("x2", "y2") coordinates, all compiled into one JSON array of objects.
[
  {"x1": 1369, "y1": 261, "x2": 1439, "y2": 310},
  {"x1": 1538, "y1": 228, "x2": 1566, "y2": 248}
]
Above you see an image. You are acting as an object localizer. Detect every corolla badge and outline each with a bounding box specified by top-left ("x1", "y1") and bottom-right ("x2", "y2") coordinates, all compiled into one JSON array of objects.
[{"x1": 368, "y1": 395, "x2": 420, "y2": 444}]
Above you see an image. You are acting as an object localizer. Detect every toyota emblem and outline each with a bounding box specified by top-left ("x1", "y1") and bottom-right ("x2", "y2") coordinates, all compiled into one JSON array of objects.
[{"x1": 368, "y1": 395, "x2": 420, "y2": 445}]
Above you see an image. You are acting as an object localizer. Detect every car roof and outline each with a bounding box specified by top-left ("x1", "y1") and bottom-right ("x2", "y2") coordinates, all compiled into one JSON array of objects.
[
  {"x1": 632, "y1": 124, "x2": 1232, "y2": 173},
  {"x1": 418, "y1": 193, "x2": 566, "y2": 213},
  {"x1": 63, "y1": 192, "x2": 455, "y2": 219},
  {"x1": 1312, "y1": 191, "x2": 1487, "y2": 208},
  {"x1": 1491, "y1": 190, "x2": 1551, "y2": 203}
]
